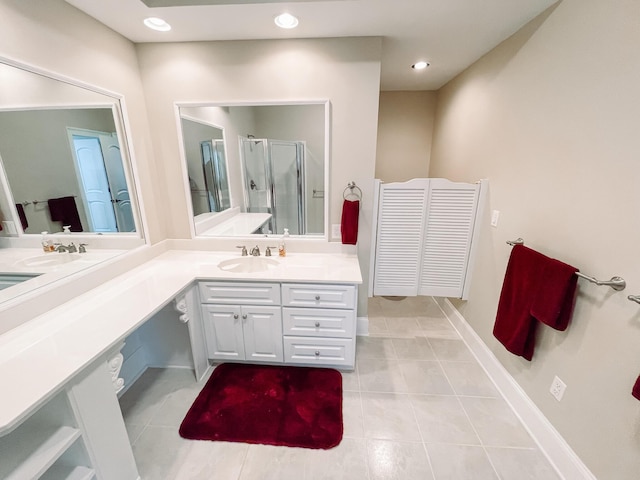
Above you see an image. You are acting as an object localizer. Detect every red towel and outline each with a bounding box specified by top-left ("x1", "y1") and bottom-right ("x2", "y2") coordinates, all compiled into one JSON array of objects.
[
  {"x1": 530, "y1": 258, "x2": 578, "y2": 331},
  {"x1": 493, "y1": 245, "x2": 579, "y2": 360},
  {"x1": 47, "y1": 196, "x2": 83, "y2": 232},
  {"x1": 632, "y1": 375, "x2": 640, "y2": 401},
  {"x1": 494, "y1": 245, "x2": 546, "y2": 360},
  {"x1": 341, "y1": 199, "x2": 359, "y2": 245}
]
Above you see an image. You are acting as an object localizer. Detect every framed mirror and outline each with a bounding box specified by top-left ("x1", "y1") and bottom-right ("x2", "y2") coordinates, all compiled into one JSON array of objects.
[
  {"x1": 177, "y1": 102, "x2": 329, "y2": 238},
  {"x1": 0, "y1": 58, "x2": 144, "y2": 304}
]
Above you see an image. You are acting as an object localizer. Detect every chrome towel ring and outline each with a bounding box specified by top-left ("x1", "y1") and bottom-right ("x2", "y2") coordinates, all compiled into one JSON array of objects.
[{"x1": 343, "y1": 181, "x2": 362, "y2": 200}]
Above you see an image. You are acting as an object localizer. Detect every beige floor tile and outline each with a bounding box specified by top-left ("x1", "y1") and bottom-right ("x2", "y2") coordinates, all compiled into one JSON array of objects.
[
  {"x1": 397, "y1": 359, "x2": 454, "y2": 395},
  {"x1": 361, "y1": 392, "x2": 422, "y2": 442},
  {"x1": 409, "y1": 395, "x2": 480, "y2": 445},
  {"x1": 367, "y1": 439, "x2": 434, "y2": 480},
  {"x1": 485, "y1": 447, "x2": 561, "y2": 480},
  {"x1": 427, "y1": 444, "x2": 498, "y2": 480},
  {"x1": 358, "y1": 358, "x2": 410, "y2": 393}
]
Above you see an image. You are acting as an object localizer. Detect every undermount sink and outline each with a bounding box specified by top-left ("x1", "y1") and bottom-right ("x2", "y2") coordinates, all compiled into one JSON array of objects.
[
  {"x1": 15, "y1": 253, "x2": 81, "y2": 268},
  {"x1": 217, "y1": 256, "x2": 279, "y2": 273}
]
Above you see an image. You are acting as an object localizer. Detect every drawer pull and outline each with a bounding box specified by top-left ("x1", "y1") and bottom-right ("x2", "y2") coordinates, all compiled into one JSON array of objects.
[
  {"x1": 315, "y1": 321, "x2": 320, "y2": 327},
  {"x1": 242, "y1": 314, "x2": 248, "y2": 320},
  {"x1": 315, "y1": 350, "x2": 320, "y2": 356},
  {"x1": 315, "y1": 295, "x2": 321, "y2": 301},
  {"x1": 233, "y1": 314, "x2": 239, "y2": 319}
]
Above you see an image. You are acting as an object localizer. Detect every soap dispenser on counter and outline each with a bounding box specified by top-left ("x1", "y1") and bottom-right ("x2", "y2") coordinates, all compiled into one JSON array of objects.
[
  {"x1": 278, "y1": 228, "x2": 290, "y2": 257},
  {"x1": 41, "y1": 231, "x2": 54, "y2": 252}
]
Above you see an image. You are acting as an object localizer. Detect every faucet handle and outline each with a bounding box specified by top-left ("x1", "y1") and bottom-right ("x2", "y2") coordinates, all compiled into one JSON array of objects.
[
  {"x1": 79, "y1": 243, "x2": 88, "y2": 253},
  {"x1": 265, "y1": 246, "x2": 278, "y2": 257},
  {"x1": 236, "y1": 245, "x2": 248, "y2": 256}
]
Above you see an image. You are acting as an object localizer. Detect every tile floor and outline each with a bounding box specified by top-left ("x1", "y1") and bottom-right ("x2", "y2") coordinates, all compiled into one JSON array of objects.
[{"x1": 119, "y1": 296, "x2": 561, "y2": 480}]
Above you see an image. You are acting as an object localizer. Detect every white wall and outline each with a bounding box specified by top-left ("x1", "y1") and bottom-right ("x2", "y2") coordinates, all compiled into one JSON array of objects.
[
  {"x1": 136, "y1": 38, "x2": 381, "y2": 315},
  {"x1": 429, "y1": 1, "x2": 640, "y2": 478},
  {"x1": 376, "y1": 91, "x2": 437, "y2": 182}
]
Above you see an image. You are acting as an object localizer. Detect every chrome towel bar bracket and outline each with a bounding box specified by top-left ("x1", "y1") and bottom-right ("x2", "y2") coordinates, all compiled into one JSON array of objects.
[
  {"x1": 506, "y1": 238, "x2": 627, "y2": 291},
  {"x1": 628, "y1": 295, "x2": 640, "y2": 305}
]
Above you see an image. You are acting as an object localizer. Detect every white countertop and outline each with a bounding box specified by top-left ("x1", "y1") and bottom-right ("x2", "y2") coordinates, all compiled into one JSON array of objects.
[
  {"x1": 0, "y1": 248, "x2": 125, "y2": 304},
  {"x1": 198, "y1": 213, "x2": 272, "y2": 236},
  {"x1": 0, "y1": 249, "x2": 361, "y2": 434}
]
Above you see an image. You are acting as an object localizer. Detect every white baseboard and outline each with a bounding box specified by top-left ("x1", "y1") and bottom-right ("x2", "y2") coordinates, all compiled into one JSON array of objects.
[
  {"x1": 436, "y1": 298, "x2": 597, "y2": 480},
  {"x1": 357, "y1": 316, "x2": 369, "y2": 336}
]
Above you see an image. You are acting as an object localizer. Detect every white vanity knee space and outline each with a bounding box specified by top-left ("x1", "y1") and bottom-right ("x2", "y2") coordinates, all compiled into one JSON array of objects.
[{"x1": 198, "y1": 281, "x2": 358, "y2": 369}]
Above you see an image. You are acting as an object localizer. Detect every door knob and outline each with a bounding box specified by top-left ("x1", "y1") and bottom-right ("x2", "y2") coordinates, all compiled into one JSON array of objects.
[
  {"x1": 315, "y1": 351, "x2": 320, "y2": 356},
  {"x1": 233, "y1": 314, "x2": 239, "y2": 319},
  {"x1": 242, "y1": 314, "x2": 248, "y2": 320},
  {"x1": 315, "y1": 322, "x2": 320, "y2": 327},
  {"x1": 315, "y1": 295, "x2": 320, "y2": 301}
]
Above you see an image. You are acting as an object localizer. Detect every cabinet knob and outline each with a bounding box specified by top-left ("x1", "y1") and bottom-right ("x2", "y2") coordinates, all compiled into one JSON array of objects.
[
  {"x1": 242, "y1": 314, "x2": 247, "y2": 320},
  {"x1": 233, "y1": 314, "x2": 239, "y2": 319},
  {"x1": 315, "y1": 295, "x2": 321, "y2": 301},
  {"x1": 315, "y1": 351, "x2": 320, "y2": 356},
  {"x1": 315, "y1": 321, "x2": 320, "y2": 327}
]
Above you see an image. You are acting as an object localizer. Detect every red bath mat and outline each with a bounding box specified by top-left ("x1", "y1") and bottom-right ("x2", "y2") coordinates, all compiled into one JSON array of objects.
[{"x1": 179, "y1": 363, "x2": 343, "y2": 449}]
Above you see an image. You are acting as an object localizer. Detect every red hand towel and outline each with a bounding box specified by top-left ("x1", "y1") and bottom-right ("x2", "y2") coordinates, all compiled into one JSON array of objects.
[
  {"x1": 494, "y1": 245, "x2": 548, "y2": 360},
  {"x1": 530, "y1": 258, "x2": 578, "y2": 331},
  {"x1": 632, "y1": 375, "x2": 640, "y2": 401},
  {"x1": 341, "y1": 199, "x2": 359, "y2": 245}
]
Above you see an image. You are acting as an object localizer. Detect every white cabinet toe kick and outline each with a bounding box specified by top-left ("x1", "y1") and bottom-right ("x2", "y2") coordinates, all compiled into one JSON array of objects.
[{"x1": 198, "y1": 281, "x2": 357, "y2": 370}]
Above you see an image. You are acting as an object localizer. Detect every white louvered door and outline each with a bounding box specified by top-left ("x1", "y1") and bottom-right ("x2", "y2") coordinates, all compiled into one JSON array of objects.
[
  {"x1": 373, "y1": 179, "x2": 429, "y2": 296},
  {"x1": 418, "y1": 179, "x2": 480, "y2": 297},
  {"x1": 372, "y1": 178, "x2": 483, "y2": 299}
]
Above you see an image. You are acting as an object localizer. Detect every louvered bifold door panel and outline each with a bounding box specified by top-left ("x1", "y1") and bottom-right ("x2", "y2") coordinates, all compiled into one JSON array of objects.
[
  {"x1": 373, "y1": 179, "x2": 429, "y2": 296},
  {"x1": 418, "y1": 179, "x2": 480, "y2": 298}
]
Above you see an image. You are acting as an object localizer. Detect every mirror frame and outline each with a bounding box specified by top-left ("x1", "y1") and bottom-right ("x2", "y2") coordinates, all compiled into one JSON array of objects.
[
  {"x1": 174, "y1": 100, "x2": 331, "y2": 241},
  {"x1": 0, "y1": 55, "x2": 148, "y2": 245}
]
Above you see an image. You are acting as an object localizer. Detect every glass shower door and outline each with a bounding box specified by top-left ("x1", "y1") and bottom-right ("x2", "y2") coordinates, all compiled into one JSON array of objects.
[
  {"x1": 269, "y1": 140, "x2": 305, "y2": 235},
  {"x1": 241, "y1": 138, "x2": 271, "y2": 216}
]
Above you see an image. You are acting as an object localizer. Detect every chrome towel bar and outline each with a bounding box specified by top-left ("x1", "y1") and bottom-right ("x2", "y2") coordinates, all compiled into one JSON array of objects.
[
  {"x1": 506, "y1": 238, "x2": 626, "y2": 291},
  {"x1": 628, "y1": 295, "x2": 640, "y2": 305}
]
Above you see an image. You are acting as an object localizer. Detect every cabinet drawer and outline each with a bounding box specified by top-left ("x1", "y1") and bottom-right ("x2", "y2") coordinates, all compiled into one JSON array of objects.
[
  {"x1": 199, "y1": 282, "x2": 280, "y2": 305},
  {"x1": 283, "y1": 336, "x2": 354, "y2": 368},
  {"x1": 282, "y1": 308, "x2": 355, "y2": 338},
  {"x1": 282, "y1": 283, "x2": 356, "y2": 309}
]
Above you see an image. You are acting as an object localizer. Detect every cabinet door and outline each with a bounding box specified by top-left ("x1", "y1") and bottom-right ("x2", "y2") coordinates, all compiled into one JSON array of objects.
[
  {"x1": 241, "y1": 306, "x2": 283, "y2": 363},
  {"x1": 202, "y1": 305, "x2": 245, "y2": 360}
]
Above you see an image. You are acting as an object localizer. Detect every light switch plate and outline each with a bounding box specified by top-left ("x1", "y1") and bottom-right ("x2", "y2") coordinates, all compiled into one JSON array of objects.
[
  {"x1": 331, "y1": 224, "x2": 341, "y2": 240},
  {"x1": 490, "y1": 210, "x2": 500, "y2": 227}
]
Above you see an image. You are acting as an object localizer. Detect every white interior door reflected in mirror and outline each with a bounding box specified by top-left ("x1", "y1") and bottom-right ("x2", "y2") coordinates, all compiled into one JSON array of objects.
[{"x1": 178, "y1": 102, "x2": 329, "y2": 238}]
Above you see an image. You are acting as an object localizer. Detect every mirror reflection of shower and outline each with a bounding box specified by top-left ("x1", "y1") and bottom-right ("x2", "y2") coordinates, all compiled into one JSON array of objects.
[{"x1": 240, "y1": 136, "x2": 305, "y2": 235}]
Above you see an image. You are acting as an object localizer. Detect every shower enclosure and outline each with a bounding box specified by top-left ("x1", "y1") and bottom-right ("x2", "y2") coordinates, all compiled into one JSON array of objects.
[
  {"x1": 200, "y1": 139, "x2": 230, "y2": 213},
  {"x1": 240, "y1": 137, "x2": 305, "y2": 235}
]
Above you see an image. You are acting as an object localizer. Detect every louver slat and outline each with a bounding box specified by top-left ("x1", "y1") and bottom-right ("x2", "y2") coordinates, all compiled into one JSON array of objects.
[
  {"x1": 373, "y1": 186, "x2": 427, "y2": 296},
  {"x1": 418, "y1": 183, "x2": 479, "y2": 297}
]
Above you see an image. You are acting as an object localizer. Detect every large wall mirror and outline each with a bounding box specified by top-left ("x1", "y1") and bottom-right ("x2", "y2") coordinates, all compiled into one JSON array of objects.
[
  {"x1": 0, "y1": 59, "x2": 144, "y2": 304},
  {"x1": 178, "y1": 102, "x2": 328, "y2": 238}
]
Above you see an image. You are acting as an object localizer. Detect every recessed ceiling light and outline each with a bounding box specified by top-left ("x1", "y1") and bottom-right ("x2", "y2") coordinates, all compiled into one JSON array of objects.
[
  {"x1": 412, "y1": 61, "x2": 430, "y2": 70},
  {"x1": 144, "y1": 17, "x2": 171, "y2": 32},
  {"x1": 275, "y1": 13, "x2": 299, "y2": 29}
]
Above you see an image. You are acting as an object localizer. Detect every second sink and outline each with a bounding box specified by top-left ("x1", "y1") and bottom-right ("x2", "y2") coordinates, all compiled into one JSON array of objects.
[{"x1": 217, "y1": 256, "x2": 279, "y2": 273}]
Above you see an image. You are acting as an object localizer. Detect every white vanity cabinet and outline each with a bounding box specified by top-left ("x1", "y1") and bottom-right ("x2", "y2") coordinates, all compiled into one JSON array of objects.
[
  {"x1": 199, "y1": 282, "x2": 284, "y2": 363},
  {"x1": 282, "y1": 283, "x2": 357, "y2": 369}
]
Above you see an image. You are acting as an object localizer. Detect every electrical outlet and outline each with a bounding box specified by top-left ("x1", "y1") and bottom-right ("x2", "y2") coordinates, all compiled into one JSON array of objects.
[
  {"x1": 331, "y1": 224, "x2": 341, "y2": 240},
  {"x1": 550, "y1": 375, "x2": 567, "y2": 401}
]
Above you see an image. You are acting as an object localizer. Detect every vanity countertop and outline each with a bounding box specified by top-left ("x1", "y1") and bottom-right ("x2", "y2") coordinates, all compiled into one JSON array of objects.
[
  {"x1": 0, "y1": 249, "x2": 361, "y2": 434},
  {"x1": 0, "y1": 248, "x2": 126, "y2": 304},
  {"x1": 197, "y1": 212, "x2": 272, "y2": 236}
]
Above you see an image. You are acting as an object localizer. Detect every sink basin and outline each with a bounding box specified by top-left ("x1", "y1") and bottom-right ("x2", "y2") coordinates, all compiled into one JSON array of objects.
[
  {"x1": 15, "y1": 253, "x2": 81, "y2": 268},
  {"x1": 217, "y1": 256, "x2": 279, "y2": 273}
]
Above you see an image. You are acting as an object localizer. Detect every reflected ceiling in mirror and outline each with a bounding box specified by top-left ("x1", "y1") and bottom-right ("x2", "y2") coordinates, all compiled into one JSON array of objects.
[{"x1": 178, "y1": 102, "x2": 328, "y2": 238}]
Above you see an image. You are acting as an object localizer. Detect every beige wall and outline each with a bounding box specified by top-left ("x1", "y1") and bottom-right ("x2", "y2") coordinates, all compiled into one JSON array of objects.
[
  {"x1": 135, "y1": 38, "x2": 382, "y2": 314},
  {"x1": 0, "y1": 0, "x2": 164, "y2": 242},
  {"x1": 376, "y1": 91, "x2": 437, "y2": 182},
  {"x1": 430, "y1": 0, "x2": 640, "y2": 478}
]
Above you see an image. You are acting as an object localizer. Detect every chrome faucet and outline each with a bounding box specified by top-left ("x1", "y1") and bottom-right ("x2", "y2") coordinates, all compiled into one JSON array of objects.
[
  {"x1": 79, "y1": 243, "x2": 88, "y2": 253},
  {"x1": 54, "y1": 242, "x2": 77, "y2": 253},
  {"x1": 250, "y1": 245, "x2": 261, "y2": 256}
]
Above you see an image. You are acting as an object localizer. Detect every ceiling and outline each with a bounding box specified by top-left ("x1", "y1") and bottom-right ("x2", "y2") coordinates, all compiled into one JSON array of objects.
[{"x1": 65, "y1": 0, "x2": 556, "y2": 91}]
